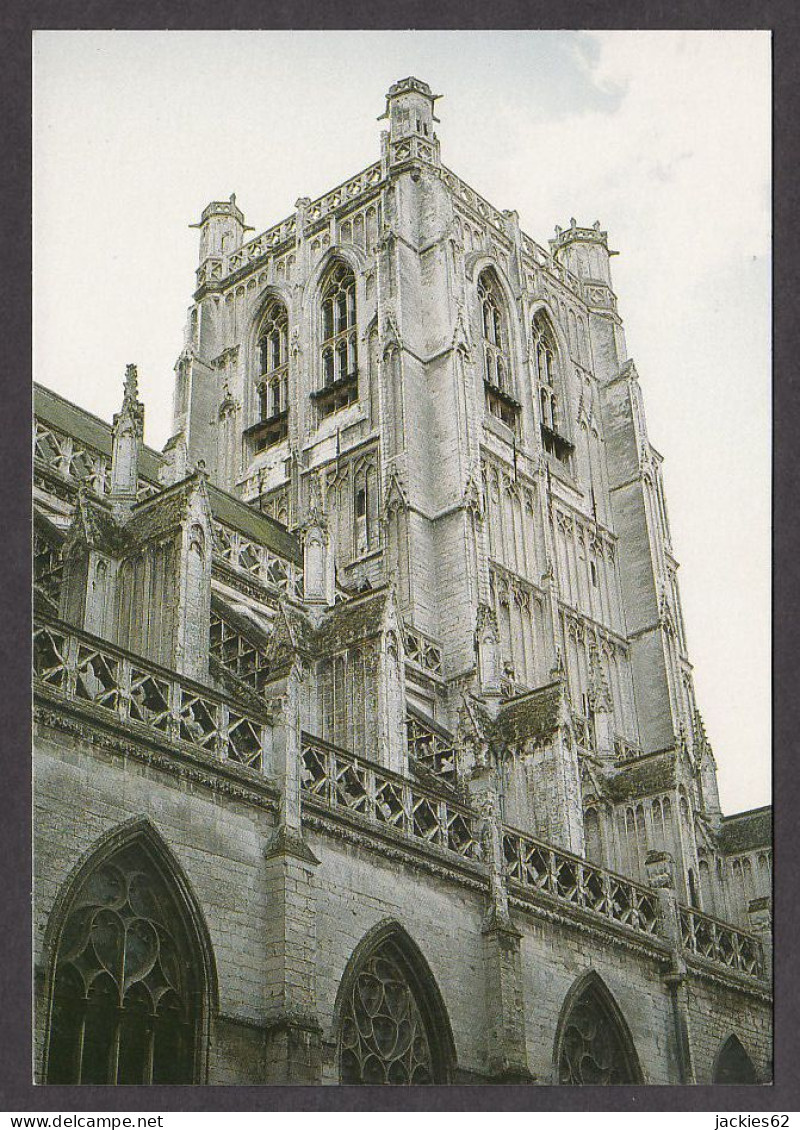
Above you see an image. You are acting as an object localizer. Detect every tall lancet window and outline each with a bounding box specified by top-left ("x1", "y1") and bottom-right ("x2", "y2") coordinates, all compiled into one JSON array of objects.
[
  {"x1": 249, "y1": 299, "x2": 289, "y2": 451},
  {"x1": 44, "y1": 838, "x2": 207, "y2": 1085},
  {"x1": 478, "y1": 271, "x2": 519, "y2": 429},
  {"x1": 532, "y1": 311, "x2": 573, "y2": 465},
  {"x1": 337, "y1": 927, "x2": 454, "y2": 1085},
  {"x1": 314, "y1": 261, "x2": 358, "y2": 418},
  {"x1": 556, "y1": 973, "x2": 643, "y2": 1085}
]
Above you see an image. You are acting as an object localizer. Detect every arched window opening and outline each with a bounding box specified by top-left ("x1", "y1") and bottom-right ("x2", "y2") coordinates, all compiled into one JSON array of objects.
[
  {"x1": 45, "y1": 838, "x2": 207, "y2": 1085},
  {"x1": 352, "y1": 463, "x2": 378, "y2": 559},
  {"x1": 314, "y1": 261, "x2": 358, "y2": 418},
  {"x1": 688, "y1": 867, "x2": 701, "y2": 909},
  {"x1": 532, "y1": 312, "x2": 573, "y2": 466},
  {"x1": 713, "y1": 1035, "x2": 758, "y2": 1085},
  {"x1": 249, "y1": 299, "x2": 289, "y2": 451},
  {"x1": 556, "y1": 974, "x2": 642, "y2": 1085},
  {"x1": 338, "y1": 930, "x2": 452, "y2": 1085},
  {"x1": 478, "y1": 271, "x2": 519, "y2": 430}
]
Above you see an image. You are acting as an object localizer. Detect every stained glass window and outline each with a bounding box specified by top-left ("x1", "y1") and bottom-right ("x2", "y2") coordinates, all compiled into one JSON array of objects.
[
  {"x1": 557, "y1": 979, "x2": 640, "y2": 1085},
  {"x1": 46, "y1": 843, "x2": 200, "y2": 1085},
  {"x1": 339, "y1": 939, "x2": 436, "y2": 1085}
]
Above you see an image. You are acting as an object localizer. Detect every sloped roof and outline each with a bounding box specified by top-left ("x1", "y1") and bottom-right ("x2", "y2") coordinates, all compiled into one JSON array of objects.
[
  {"x1": 34, "y1": 508, "x2": 67, "y2": 546},
  {"x1": 68, "y1": 492, "x2": 128, "y2": 555},
  {"x1": 604, "y1": 751, "x2": 677, "y2": 801},
  {"x1": 34, "y1": 383, "x2": 165, "y2": 484},
  {"x1": 491, "y1": 681, "x2": 563, "y2": 747},
  {"x1": 313, "y1": 587, "x2": 391, "y2": 653},
  {"x1": 718, "y1": 806, "x2": 772, "y2": 855},
  {"x1": 34, "y1": 383, "x2": 302, "y2": 567},
  {"x1": 207, "y1": 483, "x2": 300, "y2": 565},
  {"x1": 211, "y1": 591, "x2": 273, "y2": 654}
]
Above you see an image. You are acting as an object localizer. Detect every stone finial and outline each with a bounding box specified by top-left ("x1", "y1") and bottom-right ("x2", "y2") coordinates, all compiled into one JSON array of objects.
[
  {"x1": 476, "y1": 603, "x2": 502, "y2": 700},
  {"x1": 123, "y1": 362, "x2": 139, "y2": 407},
  {"x1": 588, "y1": 644, "x2": 613, "y2": 714},
  {"x1": 110, "y1": 363, "x2": 145, "y2": 522}
]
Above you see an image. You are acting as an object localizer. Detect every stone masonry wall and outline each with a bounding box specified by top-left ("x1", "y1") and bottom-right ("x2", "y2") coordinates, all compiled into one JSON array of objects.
[{"x1": 34, "y1": 722, "x2": 771, "y2": 1085}]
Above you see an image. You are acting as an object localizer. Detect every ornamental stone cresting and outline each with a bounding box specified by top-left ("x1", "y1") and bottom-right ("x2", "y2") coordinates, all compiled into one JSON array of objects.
[{"x1": 33, "y1": 77, "x2": 772, "y2": 1086}]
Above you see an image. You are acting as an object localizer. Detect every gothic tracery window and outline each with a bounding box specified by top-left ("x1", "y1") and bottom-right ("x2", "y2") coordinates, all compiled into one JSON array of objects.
[
  {"x1": 250, "y1": 299, "x2": 289, "y2": 450},
  {"x1": 478, "y1": 271, "x2": 519, "y2": 429},
  {"x1": 45, "y1": 840, "x2": 204, "y2": 1086},
  {"x1": 533, "y1": 311, "x2": 573, "y2": 465},
  {"x1": 557, "y1": 976, "x2": 641, "y2": 1085},
  {"x1": 314, "y1": 261, "x2": 358, "y2": 418},
  {"x1": 339, "y1": 936, "x2": 441, "y2": 1085}
]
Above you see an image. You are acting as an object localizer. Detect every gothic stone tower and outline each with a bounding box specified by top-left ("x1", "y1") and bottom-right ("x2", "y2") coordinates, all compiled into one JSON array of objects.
[
  {"x1": 33, "y1": 77, "x2": 771, "y2": 1087},
  {"x1": 171, "y1": 76, "x2": 752, "y2": 900}
]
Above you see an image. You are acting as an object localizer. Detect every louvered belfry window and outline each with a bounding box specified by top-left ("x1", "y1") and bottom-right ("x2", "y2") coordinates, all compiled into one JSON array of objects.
[
  {"x1": 479, "y1": 271, "x2": 519, "y2": 429},
  {"x1": 315, "y1": 262, "x2": 358, "y2": 417}
]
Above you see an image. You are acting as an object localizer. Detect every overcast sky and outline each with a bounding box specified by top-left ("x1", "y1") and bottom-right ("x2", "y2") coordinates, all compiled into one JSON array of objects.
[{"x1": 33, "y1": 30, "x2": 771, "y2": 815}]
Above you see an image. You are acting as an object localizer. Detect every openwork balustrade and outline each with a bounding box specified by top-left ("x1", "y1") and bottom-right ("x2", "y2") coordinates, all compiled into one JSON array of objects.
[
  {"x1": 210, "y1": 609, "x2": 271, "y2": 693},
  {"x1": 679, "y1": 906, "x2": 763, "y2": 978},
  {"x1": 213, "y1": 521, "x2": 303, "y2": 598},
  {"x1": 572, "y1": 713, "x2": 597, "y2": 754},
  {"x1": 34, "y1": 531, "x2": 65, "y2": 607},
  {"x1": 503, "y1": 830, "x2": 660, "y2": 938},
  {"x1": 614, "y1": 736, "x2": 642, "y2": 763},
  {"x1": 301, "y1": 735, "x2": 481, "y2": 863},
  {"x1": 305, "y1": 162, "x2": 383, "y2": 227},
  {"x1": 34, "y1": 618, "x2": 268, "y2": 771},
  {"x1": 34, "y1": 419, "x2": 159, "y2": 502},
  {"x1": 406, "y1": 712, "x2": 457, "y2": 785},
  {"x1": 403, "y1": 625, "x2": 443, "y2": 676}
]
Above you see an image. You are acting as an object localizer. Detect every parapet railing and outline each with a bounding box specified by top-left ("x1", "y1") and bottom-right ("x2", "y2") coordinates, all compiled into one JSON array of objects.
[
  {"x1": 405, "y1": 711, "x2": 457, "y2": 786},
  {"x1": 33, "y1": 620, "x2": 766, "y2": 984},
  {"x1": 300, "y1": 733, "x2": 766, "y2": 980},
  {"x1": 679, "y1": 905, "x2": 763, "y2": 979},
  {"x1": 212, "y1": 520, "x2": 303, "y2": 600},
  {"x1": 34, "y1": 616, "x2": 270, "y2": 772},
  {"x1": 34, "y1": 419, "x2": 159, "y2": 502},
  {"x1": 303, "y1": 161, "x2": 384, "y2": 228},
  {"x1": 503, "y1": 828, "x2": 660, "y2": 938},
  {"x1": 204, "y1": 161, "x2": 385, "y2": 287},
  {"x1": 300, "y1": 733, "x2": 482, "y2": 862},
  {"x1": 403, "y1": 624, "x2": 443, "y2": 677}
]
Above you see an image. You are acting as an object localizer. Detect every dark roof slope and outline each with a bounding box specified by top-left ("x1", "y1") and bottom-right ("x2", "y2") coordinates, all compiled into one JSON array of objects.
[
  {"x1": 35, "y1": 384, "x2": 301, "y2": 566},
  {"x1": 34, "y1": 383, "x2": 164, "y2": 484},
  {"x1": 313, "y1": 587, "x2": 390, "y2": 653},
  {"x1": 718, "y1": 806, "x2": 772, "y2": 855},
  {"x1": 491, "y1": 682, "x2": 563, "y2": 747},
  {"x1": 207, "y1": 483, "x2": 300, "y2": 565},
  {"x1": 604, "y1": 751, "x2": 677, "y2": 801}
]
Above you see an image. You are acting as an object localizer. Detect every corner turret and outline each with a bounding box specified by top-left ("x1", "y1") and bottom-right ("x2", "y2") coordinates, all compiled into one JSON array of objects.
[
  {"x1": 190, "y1": 193, "x2": 253, "y2": 264},
  {"x1": 380, "y1": 76, "x2": 442, "y2": 168}
]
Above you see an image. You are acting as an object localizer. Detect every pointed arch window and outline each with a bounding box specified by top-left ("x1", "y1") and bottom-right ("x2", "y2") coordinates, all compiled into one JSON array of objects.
[
  {"x1": 556, "y1": 974, "x2": 642, "y2": 1085},
  {"x1": 533, "y1": 312, "x2": 573, "y2": 465},
  {"x1": 45, "y1": 839, "x2": 207, "y2": 1085},
  {"x1": 314, "y1": 261, "x2": 358, "y2": 418},
  {"x1": 338, "y1": 930, "x2": 452, "y2": 1084},
  {"x1": 713, "y1": 1035, "x2": 758, "y2": 1084},
  {"x1": 478, "y1": 271, "x2": 519, "y2": 430},
  {"x1": 248, "y1": 299, "x2": 289, "y2": 451}
]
